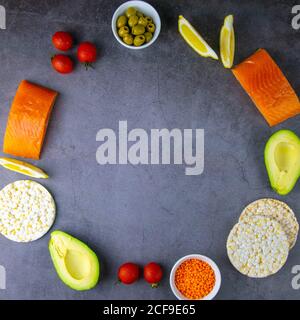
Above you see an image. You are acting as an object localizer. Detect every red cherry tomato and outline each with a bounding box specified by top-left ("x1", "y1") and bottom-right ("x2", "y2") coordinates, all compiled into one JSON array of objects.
[
  {"x1": 51, "y1": 54, "x2": 74, "y2": 74},
  {"x1": 118, "y1": 263, "x2": 140, "y2": 285},
  {"x1": 52, "y1": 31, "x2": 73, "y2": 51},
  {"x1": 144, "y1": 262, "x2": 163, "y2": 288},
  {"x1": 77, "y1": 42, "x2": 97, "y2": 68}
]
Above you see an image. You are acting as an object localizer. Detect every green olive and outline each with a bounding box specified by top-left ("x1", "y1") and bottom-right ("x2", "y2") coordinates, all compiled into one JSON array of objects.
[
  {"x1": 123, "y1": 34, "x2": 134, "y2": 45},
  {"x1": 118, "y1": 26, "x2": 129, "y2": 38},
  {"x1": 145, "y1": 16, "x2": 153, "y2": 24},
  {"x1": 147, "y1": 23, "x2": 156, "y2": 33},
  {"x1": 134, "y1": 35, "x2": 145, "y2": 47},
  {"x1": 117, "y1": 15, "x2": 127, "y2": 28},
  {"x1": 144, "y1": 32, "x2": 153, "y2": 43},
  {"x1": 126, "y1": 7, "x2": 137, "y2": 18},
  {"x1": 132, "y1": 24, "x2": 145, "y2": 35},
  {"x1": 136, "y1": 11, "x2": 144, "y2": 18},
  {"x1": 138, "y1": 16, "x2": 148, "y2": 27},
  {"x1": 128, "y1": 15, "x2": 138, "y2": 27}
]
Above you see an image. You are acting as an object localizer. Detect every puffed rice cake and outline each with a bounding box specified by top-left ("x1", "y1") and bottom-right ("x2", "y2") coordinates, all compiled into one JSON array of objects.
[
  {"x1": 239, "y1": 198, "x2": 299, "y2": 249},
  {"x1": 0, "y1": 180, "x2": 56, "y2": 242},
  {"x1": 227, "y1": 215, "x2": 289, "y2": 278}
]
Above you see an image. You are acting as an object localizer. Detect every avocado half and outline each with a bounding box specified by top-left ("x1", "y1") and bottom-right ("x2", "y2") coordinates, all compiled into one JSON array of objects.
[
  {"x1": 49, "y1": 230, "x2": 100, "y2": 291},
  {"x1": 265, "y1": 129, "x2": 300, "y2": 195}
]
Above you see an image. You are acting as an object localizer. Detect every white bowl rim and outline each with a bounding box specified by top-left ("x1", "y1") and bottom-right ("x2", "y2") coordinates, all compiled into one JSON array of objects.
[
  {"x1": 169, "y1": 254, "x2": 221, "y2": 300},
  {"x1": 111, "y1": 0, "x2": 161, "y2": 50}
]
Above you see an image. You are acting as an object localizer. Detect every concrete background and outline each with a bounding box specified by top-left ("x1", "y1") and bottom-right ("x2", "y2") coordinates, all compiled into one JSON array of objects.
[{"x1": 0, "y1": 0, "x2": 299, "y2": 300}]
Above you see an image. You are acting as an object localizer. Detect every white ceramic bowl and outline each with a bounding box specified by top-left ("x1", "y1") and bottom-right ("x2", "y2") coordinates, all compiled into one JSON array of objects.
[
  {"x1": 112, "y1": 0, "x2": 161, "y2": 49},
  {"x1": 170, "y1": 254, "x2": 221, "y2": 300}
]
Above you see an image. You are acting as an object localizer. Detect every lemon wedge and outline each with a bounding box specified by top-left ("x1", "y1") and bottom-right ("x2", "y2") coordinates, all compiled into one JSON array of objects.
[
  {"x1": 0, "y1": 157, "x2": 49, "y2": 179},
  {"x1": 220, "y1": 15, "x2": 235, "y2": 68},
  {"x1": 178, "y1": 15, "x2": 218, "y2": 60}
]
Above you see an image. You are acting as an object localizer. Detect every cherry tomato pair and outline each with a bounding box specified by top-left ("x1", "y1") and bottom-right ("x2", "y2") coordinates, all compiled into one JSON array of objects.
[
  {"x1": 51, "y1": 31, "x2": 97, "y2": 74},
  {"x1": 118, "y1": 262, "x2": 163, "y2": 287}
]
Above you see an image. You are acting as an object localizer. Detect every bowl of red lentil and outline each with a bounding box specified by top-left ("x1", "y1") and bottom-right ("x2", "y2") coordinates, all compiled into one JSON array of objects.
[{"x1": 170, "y1": 254, "x2": 221, "y2": 300}]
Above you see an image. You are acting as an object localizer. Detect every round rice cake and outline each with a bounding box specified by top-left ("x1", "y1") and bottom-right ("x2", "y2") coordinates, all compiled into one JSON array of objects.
[
  {"x1": 0, "y1": 180, "x2": 56, "y2": 242},
  {"x1": 227, "y1": 215, "x2": 289, "y2": 278},
  {"x1": 239, "y1": 198, "x2": 299, "y2": 249}
]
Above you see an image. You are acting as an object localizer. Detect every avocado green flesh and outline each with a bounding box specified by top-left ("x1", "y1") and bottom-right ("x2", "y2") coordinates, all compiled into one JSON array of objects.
[
  {"x1": 265, "y1": 130, "x2": 300, "y2": 195},
  {"x1": 49, "y1": 230, "x2": 100, "y2": 291}
]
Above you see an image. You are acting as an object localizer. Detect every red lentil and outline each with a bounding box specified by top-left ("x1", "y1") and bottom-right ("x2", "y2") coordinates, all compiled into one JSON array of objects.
[{"x1": 175, "y1": 258, "x2": 216, "y2": 299}]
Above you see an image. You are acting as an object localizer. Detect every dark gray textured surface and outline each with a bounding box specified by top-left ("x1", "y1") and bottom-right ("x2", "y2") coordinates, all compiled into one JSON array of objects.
[{"x1": 0, "y1": 0, "x2": 299, "y2": 300}]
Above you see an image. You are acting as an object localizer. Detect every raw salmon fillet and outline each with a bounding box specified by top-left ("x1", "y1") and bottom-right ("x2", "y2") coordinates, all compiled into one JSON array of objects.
[
  {"x1": 3, "y1": 80, "x2": 58, "y2": 159},
  {"x1": 232, "y1": 49, "x2": 300, "y2": 126}
]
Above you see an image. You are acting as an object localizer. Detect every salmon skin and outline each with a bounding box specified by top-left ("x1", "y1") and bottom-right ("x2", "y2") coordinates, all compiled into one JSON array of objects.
[
  {"x1": 232, "y1": 49, "x2": 300, "y2": 127},
  {"x1": 3, "y1": 80, "x2": 58, "y2": 160}
]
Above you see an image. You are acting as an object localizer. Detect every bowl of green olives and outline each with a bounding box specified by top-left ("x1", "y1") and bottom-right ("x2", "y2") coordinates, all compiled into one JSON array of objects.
[{"x1": 112, "y1": 0, "x2": 161, "y2": 49}]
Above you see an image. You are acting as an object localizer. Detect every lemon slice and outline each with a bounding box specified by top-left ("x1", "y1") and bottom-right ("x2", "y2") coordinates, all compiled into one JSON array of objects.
[
  {"x1": 178, "y1": 15, "x2": 218, "y2": 60},
  {"x1": 220, "y1": 15, "x2": 235, "y2": 68},
  {"x1": 0, "y1": 157, "x2": 49, "y2": 179}
]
